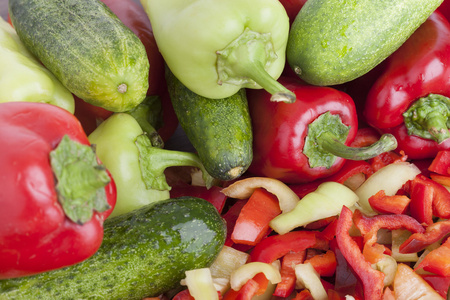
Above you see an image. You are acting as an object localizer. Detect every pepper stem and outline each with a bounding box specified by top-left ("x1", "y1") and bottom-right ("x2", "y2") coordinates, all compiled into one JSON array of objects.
[
  {"x1": 216, "y1": 28, "x2": 295, "y2": 103},
  {"x1": 135, "y1": 134, "x2": 218, "y2": 190},
  {"x1": 403, "y1": 94, "x2": 450, "y2": 143},
  {"x1": 304, "y1": 112, "x2": 398, "y2": 168},
  {"x1": 317, "y1": 132, "x2": 398, "y2": 161}
]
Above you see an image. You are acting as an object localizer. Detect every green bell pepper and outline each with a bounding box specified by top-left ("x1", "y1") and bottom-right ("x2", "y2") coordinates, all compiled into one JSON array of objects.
[
  {"x1": 140, "y1": 0, "x2": 295, "y2": 103},
  {"x1": 0, "y1": 18, "x2": 74, "y2": 113},
  {"x1": 88, "y1": 112, "x2": 216, "y2": 217}
]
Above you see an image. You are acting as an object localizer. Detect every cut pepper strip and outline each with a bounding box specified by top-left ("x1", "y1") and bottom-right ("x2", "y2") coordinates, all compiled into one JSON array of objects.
[
  {"x1": 273, "y1": 250, "x2": 306, "y2": 298},
  {"x1": 221, "y1": 177, "x2": 299, "y2": 213},
  {"x1": 249, "y1": 231, "x2": 317, "y2": 263},
  {"x1": 368, "y1": 190, "x2": 411, "y2": 215},
  {"x1": 415, "y1": 237, "x2": 450, "y2": 276},
  {"x1": 428, "y1": 150, "x2": 450, "y2": 175},
  {"x1": 400, "y1": 219, "x2": 450, "y2": 253},
  {"x1": 336, "y1": 206, "x2": 385, "y2": 300},
  {"x1": 231, "y1": 188, "x2": 281, "y2": 246}
]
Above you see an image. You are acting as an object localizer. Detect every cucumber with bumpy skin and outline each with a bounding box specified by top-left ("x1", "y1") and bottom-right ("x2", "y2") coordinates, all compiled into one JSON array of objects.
[
  {"x1": 0, "y1": 197, "x2": 226, "y2": 299},
  {"x1": 286, "y1": 0, "x2": 443, "y2": 86},
  {"x1": 8, "y1": 0, "x2": 149, "y2": 112},
  {"x1": 166, "y1": 68, "x2": 253, "y2": 181}
]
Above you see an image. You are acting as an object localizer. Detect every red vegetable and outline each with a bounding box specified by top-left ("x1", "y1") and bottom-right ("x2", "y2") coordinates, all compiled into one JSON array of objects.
[
  {"x1": 364, "y1": 12, "x2": 450, "y2": 159},
  {"x1": 400, "y1": 219, "x2": 450, "y2": 253},
  {"x1": 247, "y1": 77, "x2": 396, "y2": 184},
  {"x1": 415, "y1": 237, "x2": 450, "y2": 277},
  {"x1": 277, "y1": 0, "x2": 307, "y2": 23},
  {"x1": 273, "y1": 250, "x2": 306, "y2": 297},
  {"x1": 230, "y1": 188, "x2": 281, "y2": 246},
  {"x1": 428, "y1": 150, "x2": 450, "y2": 175},
  {"x1": 249, "y1": 230, "x2": 318, "y2": 263},
  {"x1": 0, "y1": 102, "x2": 116, "y2": 279},
  {"x1": 368, "y1": 190, "x2": 411, "y2": 215},
  {"x1": 335, "y1": 206, "x2": 385, "y2": 300},
  {"x1": 169, "y1": 182, "x2": 227, "y2": 213}
]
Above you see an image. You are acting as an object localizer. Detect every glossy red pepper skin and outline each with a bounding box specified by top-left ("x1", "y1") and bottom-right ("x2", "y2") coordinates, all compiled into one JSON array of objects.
[
  {"x1": 363, "y1": 12, "x2": 450, "y2": 159},
  {"x1": 335, "y1": 206, "x2": 385, "y2": 300},
  {"x1": 247, "y1": 77, "x2": 358, "y2": 184},
  {"x1": 278, "y1": 0, "x2": 307, "y2": 23},
  {"x1": 0, "y1": 102, "x2": 116, "y2": 279}
]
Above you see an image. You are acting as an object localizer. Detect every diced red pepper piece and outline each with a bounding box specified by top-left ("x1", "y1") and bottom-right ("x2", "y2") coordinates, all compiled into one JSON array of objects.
[
  {"x1": 249, "y1": 231, "x2": 317, "y2": 263},
  {"x1": 222, "y1": 199, "x2": 247, "y2": 247},
  {"x1": 399, "y1": 220, "x2": 450, "y2": 253},
  {"x1": 415, "y1": 238, "x2": 450, "y2": 276},
  {"x1": 369, "y1": 151, "x2": 407, "y2": 172},
  {"x1": 405, "y1": 175, "x2": 435, "y2": 225},
  {"x1": 304, "y1": 250, "x2": 337, "y2": 277},
  {"x1": 428, "y1": 150, "x2": 450, "y2": 176},
  {"x1": 223, "y1": 278, "x2": 259, "y2": 300},
  {"x1": 293, "y1": 289, "x2": 314, "y2": 300},
  {"x1": 421, "y1": 274, "x2": 450, "y2": 299},
  {"x1": 172, "y1": 289, "x2": 195, "y2": 300},
  {"x1": 231, "y1": 188, "x2": 281, "y2": 246},
  {"x1": 336, "y1": 206, "x2": 385, "y2": 300},
  {"x1": 368, "y1": 190, "x2": 411, "y2": 214},
  {"x1": 273, "y1": 250, "x2": 306, "y2": 297}
]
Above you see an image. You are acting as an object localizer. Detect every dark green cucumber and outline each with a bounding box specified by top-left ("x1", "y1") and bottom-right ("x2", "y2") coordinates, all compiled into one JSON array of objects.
[
  {"x1": 286, "y1": 0, "x2": 443, "y2": 86},
  {"x1": 8, "y1": 0, "x2": 149, "y2": 112},
  {"x1": 166, "y1": 68, "x2": 253, "y2": 181},
  {"x1": 0, "y1": 197, "x2": 226, "y2": 300}
]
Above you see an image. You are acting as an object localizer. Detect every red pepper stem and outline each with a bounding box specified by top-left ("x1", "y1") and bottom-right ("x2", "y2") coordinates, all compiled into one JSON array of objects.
[
  {"x1": 316, "y1": 132, "x2": 398, "y2": 161},
  {"x1": 403, "y1": 94, "x2": 450, "y2": 143}
]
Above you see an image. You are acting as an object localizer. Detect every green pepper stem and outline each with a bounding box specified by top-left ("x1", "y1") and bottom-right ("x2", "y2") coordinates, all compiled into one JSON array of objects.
[
  {"x1": 135, "y1": 135, "x2": 217, "y2": 190},
  {"x1": 316, "y1": 132, "x2": 398, "y2": 161},
  {"x1": 216, "y1": 28, "x2": 296, "y2": 103},
  {"x1": 403, "y1": 94, "x2": 450, "y2": 143}
]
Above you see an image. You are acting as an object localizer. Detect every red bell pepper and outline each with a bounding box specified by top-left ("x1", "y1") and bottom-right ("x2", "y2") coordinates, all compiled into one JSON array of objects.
[
  {"x1": 247, "y1": 76, "x2": 397, "y2": 184},
  {"x1": 249, "y1": 230, "x2": 318, "y2": 263},
  {"x1": 421, "y1": 274, "x2": 450, "y2": 298},
  {"x1": 335, "y1": 206, "x2": 385, "y2": 300},
  {"x1": 304, "y1": 250, "x2": 337, "y2": 277},
  {"x1": 169, "y1": 182, "x2": 227, "y2": 213},
  {"x1": 278, "y1": 0, "x2": 307, "y2": 24},
  {"x1": 400, "y1": 219, "x2": 450, "y2": 253},
  {"x1": 293, "y1": 289, "x2": 314, "y2": 300},
  {"x1": 230, "y1": 188, "x2": 281, "y2": 246},
  {"x1": 363, "y1": 12, "x2": 450, "y2": 159},
  {"x1": 0, "y1": 102, "x2": 116, "y2": 279},
  {"x1": 415, "y1": 237, "x2": 450, "y2": 277},
  {"x1": 221, "y1": 199, "x2": 247, "y2": 247},
  {"x1": 438, "y1": 0, "x2": 450, "y2": 22}
]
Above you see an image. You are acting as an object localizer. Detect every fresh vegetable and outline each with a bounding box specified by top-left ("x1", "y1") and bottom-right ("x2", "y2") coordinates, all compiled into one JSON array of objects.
[
  {"x1": 0, "y1": 18, "x2": 74, "y2": 113},
  {"x1": 247, "y1": 77, "x2": 397, "y2": 183},
  {"x1": 0, "y1": 102, "x2": 116, "y2": 279},
  {"x1": 393, "y1": 264, "x2": 445, "y2": 299},
  {"x1": 278, "y1": 0, "x2": 307, "y2": 24},
  {"x1": 364, "y1": 12, "x2": 450, "y2": 159},
  {"x1": 286, "y1": 0, "x2": 443, "y2": 86},
  {"x1": 166, "y1": 69, "x2": 253, "y2": 181},
  {"x1": 88, "y1": 112, "x2": 215, "y2": 217},
  {"x1": 335, "y1": 206, "x2": 385, "y2": 300},
  {"x1": 269, "y1": 181, "x2": 359, "y2": 235},
  {"x1": 0, "y1": 197, "x2": 226, "y2": 299},
  {"x1": 140, "y1": 0, "x2": 296, "y2": 102},
  {"x1": 9, "y1": 0, "x2": 149, "y2": 112}
]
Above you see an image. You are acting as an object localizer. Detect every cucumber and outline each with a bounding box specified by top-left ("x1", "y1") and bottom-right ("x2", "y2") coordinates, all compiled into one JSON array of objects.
[
  {"x1": 8, "y1": 0, "x2": 149, "y2": 112},
  {"x1": 166, "y1": 69, "x2": 253, "y2": 181},
  {"x1": 286, "y1": 0, "x2": 443, "y2": 86},
  {"x1": 0, "y1": 197, "x2": 226, "y2": 299}
]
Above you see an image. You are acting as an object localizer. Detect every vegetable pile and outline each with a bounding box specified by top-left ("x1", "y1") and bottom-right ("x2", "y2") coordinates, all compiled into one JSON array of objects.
[{"x1": 1, "y1": 0, "x2": 450, "y2": 299}]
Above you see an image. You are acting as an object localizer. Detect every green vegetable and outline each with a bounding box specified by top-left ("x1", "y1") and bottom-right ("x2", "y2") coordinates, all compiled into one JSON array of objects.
[
  {"x1": 88, "y1": 112, "x2": 216, "y2": 217},
  {"x1": 9, "y1": 0, "x2": 149, "y2": 112},
  {"x1": 286, "y1": 0, "x2": 443, "y2": 86},
  {"x1": 0, "y1": 18, "x2": 74, "y2": 113},
  {"x1": 0, "y1": 197, "x2": 227, "y2": 299},
  {"x1": 166, "y1": 69, "x2": 253, "y2": 181},
  {"x1": 140, "y1": 0, "x2": 295, "y2": 103}
]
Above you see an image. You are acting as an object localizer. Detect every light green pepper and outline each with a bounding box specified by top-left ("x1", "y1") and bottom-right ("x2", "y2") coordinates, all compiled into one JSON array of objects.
[
  {"x1": 88, "y1": 113, "x2": 216, "y2": 217},
  {"x1": 140, "y1": 0, "x2": 295, "y2": 103},
  {"x1": 0, "y1": 18, "x2": 74, "y2": 113}
]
